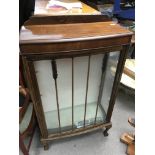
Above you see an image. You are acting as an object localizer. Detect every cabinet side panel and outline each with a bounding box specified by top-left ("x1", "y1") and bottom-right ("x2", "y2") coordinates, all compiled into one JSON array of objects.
[{"x1": 101, "y1": 51, "x2": 120, "y2": 113}]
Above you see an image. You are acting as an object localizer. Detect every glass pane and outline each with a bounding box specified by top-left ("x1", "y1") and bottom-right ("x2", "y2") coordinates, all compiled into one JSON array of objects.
[
  {"x1": 56, "y1": 58, "x2": 72, "y2": 132},
  {"x1": 87, "y1": 54, "x2": 104, "y2": 124},
  {"x1": 100, "y1": 51, "x2": 120, "y2": 114},
  {"x1": 34, "y1": 52, "x2": 120, "y2": 134},
  {"x1": 34, "y1": 60, "x2": 59, "y2": 134},
  {"x1": 73, "y1": 56, "x2": 88, "y2": 128}
]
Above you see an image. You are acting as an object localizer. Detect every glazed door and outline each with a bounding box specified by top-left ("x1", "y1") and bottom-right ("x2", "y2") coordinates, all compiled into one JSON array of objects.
[{"x1": 32, "y1": 51, "x2": 120, "y2": 134}]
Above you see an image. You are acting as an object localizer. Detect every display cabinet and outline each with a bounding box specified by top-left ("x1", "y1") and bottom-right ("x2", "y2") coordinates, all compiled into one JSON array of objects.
[{"x1": 20, "y1": 16, "x2": 132, "y2": 150}]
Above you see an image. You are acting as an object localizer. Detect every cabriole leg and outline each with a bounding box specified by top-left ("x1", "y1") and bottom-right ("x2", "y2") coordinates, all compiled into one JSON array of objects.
[{"x1": 103, "y1": 125, "x2": 112, "y2": 137}]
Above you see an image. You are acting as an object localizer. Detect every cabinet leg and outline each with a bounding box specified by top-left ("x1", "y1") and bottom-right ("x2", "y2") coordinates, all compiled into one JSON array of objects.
[
  {"x1": 44, "y1": 144, "x2": 49, "y2": 150},
  {"x1": 103, "y1": 126, "x2": 111, "y2": 137},
  {"x1": 42, "y1": 141, "x2": 49, "y2": 150}
]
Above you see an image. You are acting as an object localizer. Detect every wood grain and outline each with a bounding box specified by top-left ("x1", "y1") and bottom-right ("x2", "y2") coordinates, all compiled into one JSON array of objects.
[{"x1": 20, "y1": 22, "x2": 132, "y2": 44}]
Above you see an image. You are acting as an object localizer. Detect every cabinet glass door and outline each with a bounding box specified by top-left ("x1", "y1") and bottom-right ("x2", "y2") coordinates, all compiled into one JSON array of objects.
[{"x1": 34, "y1": 51, "x2": 120, "y2": 134}]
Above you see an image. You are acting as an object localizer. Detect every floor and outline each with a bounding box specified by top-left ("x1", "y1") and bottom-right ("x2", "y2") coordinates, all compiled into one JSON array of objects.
[{"x1": 21, "y1": 87, "x2": 134, "y2": 155}]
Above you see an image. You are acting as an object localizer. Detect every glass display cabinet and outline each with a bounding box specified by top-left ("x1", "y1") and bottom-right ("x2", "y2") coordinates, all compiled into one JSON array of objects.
[{"x1": 20, "y1": 16, "x2": 132, "y2": 150}]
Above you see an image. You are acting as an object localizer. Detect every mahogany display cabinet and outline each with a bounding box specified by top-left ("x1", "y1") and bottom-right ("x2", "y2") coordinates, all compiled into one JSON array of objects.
[{"x1": 20, "y1": 16, "x2": 132, "y2": 150}]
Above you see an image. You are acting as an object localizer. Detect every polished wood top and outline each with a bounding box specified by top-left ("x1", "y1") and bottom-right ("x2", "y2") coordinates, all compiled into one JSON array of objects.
[
  {"x1": 34, "y1": 0, "x2": 100, "y2": 16},
  {"x1": 20, "y1": 21, "x2": 132, "y2": 44}
]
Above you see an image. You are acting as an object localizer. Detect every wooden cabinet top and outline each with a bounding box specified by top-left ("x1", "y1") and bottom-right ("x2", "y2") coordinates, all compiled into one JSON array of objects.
[
  {"x1": 20, "y1": 21, "x2": 132, "y2": 56},
  {"x1": 20, "y1": 21, "x2": 132, "y2": 44}
]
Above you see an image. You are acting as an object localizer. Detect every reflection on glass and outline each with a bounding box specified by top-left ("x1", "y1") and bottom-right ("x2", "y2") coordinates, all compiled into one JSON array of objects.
[{"x1": 100, "y1": 51, "x2": 120, "y2": 114}]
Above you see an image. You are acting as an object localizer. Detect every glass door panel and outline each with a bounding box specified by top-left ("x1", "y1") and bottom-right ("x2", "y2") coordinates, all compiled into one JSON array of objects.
[
  {"x1": 34, "y1": 51, "x2": 120, "y2": 134},
  {"x1": 100, "y1": 51, "x2": 120, "y2": 114}
]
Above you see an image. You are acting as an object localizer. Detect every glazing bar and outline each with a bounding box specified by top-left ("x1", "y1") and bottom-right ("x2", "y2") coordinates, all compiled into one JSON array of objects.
[
  {"x1": 72, "y1": 57, "x2": 74, "y2": 130},
  {"x1": 84, "y1": 55, "x2": 91, "y2": 127},
  {"x1": 51, "y1": 60, "x2": 61, "y2": 133}
]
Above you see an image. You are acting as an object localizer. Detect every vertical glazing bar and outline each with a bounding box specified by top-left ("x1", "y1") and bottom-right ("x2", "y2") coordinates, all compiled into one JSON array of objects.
[
  {"x1": 72, "y1": 57, "x2": 74, "y2": 131},
  {"x1": 84, "y1": 55, "x2": 91, "y2": 127},
  {"x1": 51, "y1": 60, "x2": 61, "y2": 133},
  {"x1": 94, "y1": 53, "x2": 109, "y2": 124}
]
